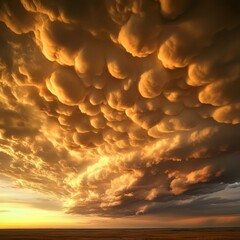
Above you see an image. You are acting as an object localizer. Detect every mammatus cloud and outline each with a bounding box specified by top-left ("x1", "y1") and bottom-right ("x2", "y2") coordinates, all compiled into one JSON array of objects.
[{"x1": 0, "y1": 0, "x2": 240, "y2": 219}]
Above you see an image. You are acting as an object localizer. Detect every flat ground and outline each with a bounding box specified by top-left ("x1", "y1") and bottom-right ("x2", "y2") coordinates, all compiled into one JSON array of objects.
[{"x1": 0, "y1": 228, "x2": 240, "y2": 240}]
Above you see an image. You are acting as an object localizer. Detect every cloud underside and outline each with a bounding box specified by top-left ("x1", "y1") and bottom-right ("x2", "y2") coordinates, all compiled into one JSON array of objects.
[{"x1": 0, "y1": 0, "x2": 240, "y2": 218}]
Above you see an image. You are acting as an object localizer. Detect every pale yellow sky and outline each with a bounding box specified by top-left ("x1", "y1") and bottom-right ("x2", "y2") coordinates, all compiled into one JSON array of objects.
[{"x1": 0, "y1": 176, "x2": 97, "y2": 228}]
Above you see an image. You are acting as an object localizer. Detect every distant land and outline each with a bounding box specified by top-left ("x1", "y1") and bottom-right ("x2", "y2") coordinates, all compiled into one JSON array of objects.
[{"x1": 0, "y1": 228, "x2": 240, "y2": 240}]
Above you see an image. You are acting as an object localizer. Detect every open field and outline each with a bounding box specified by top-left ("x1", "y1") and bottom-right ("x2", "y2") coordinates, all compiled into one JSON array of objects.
[{"x1": 0, "y1": 228, "x2": 240, "y2": 240}]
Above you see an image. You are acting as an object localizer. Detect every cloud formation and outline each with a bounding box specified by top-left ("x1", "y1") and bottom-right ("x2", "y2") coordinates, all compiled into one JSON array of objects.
[{"x1": 0, "y1": 0, "x2": 240, "y2": 220}]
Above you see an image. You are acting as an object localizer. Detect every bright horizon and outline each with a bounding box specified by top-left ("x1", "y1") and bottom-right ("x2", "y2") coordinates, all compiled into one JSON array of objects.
[{"x1": 1, "y1": 175, "x2": 240, "y2": 228}]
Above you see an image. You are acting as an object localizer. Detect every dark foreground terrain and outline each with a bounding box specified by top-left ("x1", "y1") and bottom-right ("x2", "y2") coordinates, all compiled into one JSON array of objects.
[{"x1": 0, "y1": 228, "x2": 240, "y2": 240}]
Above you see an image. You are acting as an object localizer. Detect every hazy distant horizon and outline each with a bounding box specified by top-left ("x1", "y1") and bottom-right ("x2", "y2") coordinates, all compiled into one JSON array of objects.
[{"x1": 1, "y1": 228, "x2": 240, "y2": 240}]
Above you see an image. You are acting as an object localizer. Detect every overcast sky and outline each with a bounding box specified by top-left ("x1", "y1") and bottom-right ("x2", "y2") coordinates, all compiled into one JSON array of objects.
[{"x1": 0, "y1": 0, "x2": 240, "y2": 228}]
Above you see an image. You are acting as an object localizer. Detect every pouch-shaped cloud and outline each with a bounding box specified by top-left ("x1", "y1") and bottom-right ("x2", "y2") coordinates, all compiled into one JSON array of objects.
[
  {"x1": 138, "y1": 64, "x2": 169, "y2": 98},
  {"x1": 106, "y1": 44, "x2": 134, "y2": 79},
  {"x1": 47, "y1": 66, "x2": 86, "y2": 105},
  {"x1": 0, "y1": 0, "x2": 240, "y2": 220},
  {"x1": 118, "y1": 0, "x2": 161, "y2": 57},
  {"x1": 75, "y1": 39, "x2": 105, "y2": 78}
]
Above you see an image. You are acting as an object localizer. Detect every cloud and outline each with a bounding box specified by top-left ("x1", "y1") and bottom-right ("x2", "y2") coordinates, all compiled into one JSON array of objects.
[
  {"x1": 138, "y1": 63, "x2": 169, "y2": 98},
  {"x1": 0, "y1": 210, "x2": 9, "y2": 213},
  {"x1": 118, "y1": 1, "x2": 161, "y2": 57},
  {"x1": 0, "y1": 0, "x2": 240, "y2": 220},
  {"x1": 168, "y1": 165, "x2": 222, "y2": 195},
  {"x1": 47, "y1": 66, "x2": 86, "y2": 105}
]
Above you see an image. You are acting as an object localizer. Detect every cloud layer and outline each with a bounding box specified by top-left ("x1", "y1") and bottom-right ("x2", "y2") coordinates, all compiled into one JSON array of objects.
[{"x1": 0, "y1": 0, "x2": 240, "y2": 219}]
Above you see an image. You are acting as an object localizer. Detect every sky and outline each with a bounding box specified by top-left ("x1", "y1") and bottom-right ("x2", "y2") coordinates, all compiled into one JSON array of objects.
[{"x1": 0, "y1": 0, "x2": 240, "y2": 228}]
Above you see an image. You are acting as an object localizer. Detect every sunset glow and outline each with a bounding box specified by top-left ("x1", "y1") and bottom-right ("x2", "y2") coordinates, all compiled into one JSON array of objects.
[{"x1": 0, "y1": 0, "x2": 240, "y2": 229}]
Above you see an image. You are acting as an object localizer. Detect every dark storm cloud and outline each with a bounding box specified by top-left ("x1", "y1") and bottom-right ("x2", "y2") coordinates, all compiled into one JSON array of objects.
[{"x1": 0, "y1": 0, "x2": 240, "y2": 219}]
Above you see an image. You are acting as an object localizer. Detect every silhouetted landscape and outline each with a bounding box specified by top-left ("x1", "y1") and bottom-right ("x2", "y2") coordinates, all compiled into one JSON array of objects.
[{"x1": 0, "y1": 228, "x2": 240, "y2": 240}]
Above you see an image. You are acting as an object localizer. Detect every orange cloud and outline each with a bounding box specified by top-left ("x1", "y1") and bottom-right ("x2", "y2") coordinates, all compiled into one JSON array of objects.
[{"x1": 0, "y1": 0, "x2": 240, "y2": 221}]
